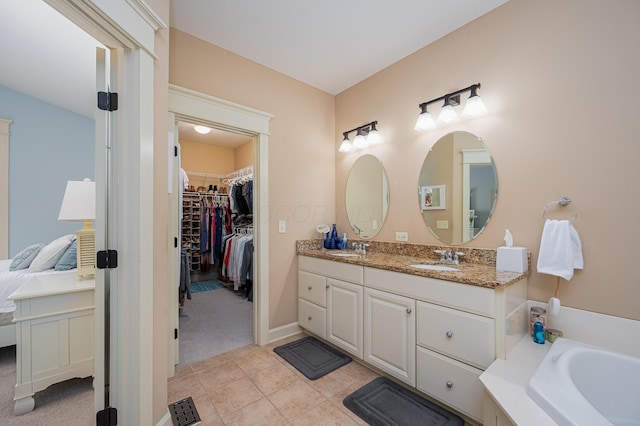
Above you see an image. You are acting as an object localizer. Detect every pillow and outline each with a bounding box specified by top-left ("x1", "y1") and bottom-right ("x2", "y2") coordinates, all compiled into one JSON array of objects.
[
  {"x1": 28, "y1": 234, "x2": 76, "y2": 272},
  {"x1": 54, "y1": 240, "x2": 77, "y2": 271},
  {"x1": 9, "y1": 243, "x2": 45, "y2": 271}
]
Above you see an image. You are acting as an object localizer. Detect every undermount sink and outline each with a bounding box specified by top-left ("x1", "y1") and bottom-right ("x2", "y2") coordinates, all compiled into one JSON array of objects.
[
  {"x1": 527, "y1": 337, "x2": 640, "y2": 426},
  {"x1": 409, "y1": 264, "x2": 461, "y2": 272},
  {"x1": 329, "y1": 252, "x2": 360, "y2": 257}
]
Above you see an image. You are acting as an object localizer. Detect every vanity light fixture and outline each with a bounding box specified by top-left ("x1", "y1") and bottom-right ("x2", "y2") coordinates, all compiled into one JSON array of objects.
[
  {"x1": 415, "y1": 83, "x2": 487, "y2": 131},
  {"x1": 339, "y1": 121, "x2": 383, "y2": 153}
]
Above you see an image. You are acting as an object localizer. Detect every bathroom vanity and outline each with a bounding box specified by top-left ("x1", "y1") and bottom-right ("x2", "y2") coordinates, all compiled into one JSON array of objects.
[{"x1": 297, "y1": 242, "x2": 528, "y2": 423}]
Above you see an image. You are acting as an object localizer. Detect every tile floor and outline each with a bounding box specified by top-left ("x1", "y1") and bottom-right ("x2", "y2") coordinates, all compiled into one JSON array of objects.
[{"x1": 168, "y1": 334, "x2": 380, "y2": 425}]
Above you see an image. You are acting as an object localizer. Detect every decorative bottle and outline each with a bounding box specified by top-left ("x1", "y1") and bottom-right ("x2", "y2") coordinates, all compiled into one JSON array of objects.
[
  {"x1": 323, "y1": 231, "x2": 331, "y2": 249},
  {"x1": 330, "y1": 224, "x2": 338, "y2": 249},
  {"x1": 533, "y1": 321, "x2": 545, "y2": 344}
]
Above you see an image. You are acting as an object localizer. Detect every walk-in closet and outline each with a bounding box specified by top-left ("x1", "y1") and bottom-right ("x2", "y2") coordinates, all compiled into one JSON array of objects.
[{"x1": 177, "y1": 121, "x2": 254, "y2": 366}]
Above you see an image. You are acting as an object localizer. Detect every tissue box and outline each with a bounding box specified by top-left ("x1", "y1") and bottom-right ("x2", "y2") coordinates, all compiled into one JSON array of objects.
[{"x1": 496, "y1": 246, "x2": 528, "y2": 273}]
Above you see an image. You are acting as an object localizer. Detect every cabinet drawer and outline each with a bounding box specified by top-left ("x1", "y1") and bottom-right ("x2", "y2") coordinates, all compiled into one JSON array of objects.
[
  {"x1": 298, "y1": 299, "x2": 326, "y2": 339},
  {"x1": 417, "y1": 346, "x2": 484, "y2": 422},
  {"x1": 299, "y1": 256, "x2": 363, "y2": 284},
  {"x1": 417, "y1": 301, "x2": 495, "y2": 369},
  {"x1": 298, "y1": 270, "x2": 327, "y2": 307}
]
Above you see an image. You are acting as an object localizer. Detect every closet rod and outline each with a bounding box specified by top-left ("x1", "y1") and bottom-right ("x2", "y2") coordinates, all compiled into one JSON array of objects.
[{"x1": 185, "y1": 170, "x2": 223, "y2": 179}]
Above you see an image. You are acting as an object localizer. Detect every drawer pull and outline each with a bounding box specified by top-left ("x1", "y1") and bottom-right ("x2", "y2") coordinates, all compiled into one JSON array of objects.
[
  {"x1": 446, "y1": 331, "x2": 453, "y2": 338},
  {"x1": 406, "y1": 308, "x2": 412, "y2": 314},
  {"x1": 308, "y1": 286, "x2": 312, "y2": 290},
  {"x1": 308, "y1": 316, "x2": 312, "y2": 321},
  {"x1": 446, "y1": 381, "x2": 453, "y2": 389}
]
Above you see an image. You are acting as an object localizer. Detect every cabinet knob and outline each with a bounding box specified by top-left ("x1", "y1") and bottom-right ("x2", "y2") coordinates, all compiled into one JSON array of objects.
[
  {"x1": 406, "y1": 308, "x2": 412, "y2": 314},
  {"x1": 308, "y1": 316, "x2": 312, "y2": 321},
  {"x1": 308, "y1": 286, "x2": 312, "y2": 290},
  {"x1": 446, "y1": 331, "x2": 453, "y2": 338},
  {"x1": 446, "y1": 381, "x2": 453, "y2": 389}
]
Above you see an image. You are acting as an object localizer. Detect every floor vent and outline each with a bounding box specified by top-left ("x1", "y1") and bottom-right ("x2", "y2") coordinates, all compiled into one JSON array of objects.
[{"x1": 168, "y1": 396, "x2": 201, "y2": 426}]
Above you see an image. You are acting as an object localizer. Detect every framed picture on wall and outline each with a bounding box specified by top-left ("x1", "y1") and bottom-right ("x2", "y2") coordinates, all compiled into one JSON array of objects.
[{"x1": 421, "y1": 185, "x2": 445, "y2": 210}]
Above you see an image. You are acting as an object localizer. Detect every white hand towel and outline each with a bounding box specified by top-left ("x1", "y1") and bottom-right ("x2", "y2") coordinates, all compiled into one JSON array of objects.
[{"x1": 536, "y1": 219, "x2": 584, "y2": 280}]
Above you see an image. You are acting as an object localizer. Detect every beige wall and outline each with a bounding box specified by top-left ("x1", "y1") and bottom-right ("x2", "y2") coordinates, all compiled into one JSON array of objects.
[
  {"x1": 170, "y1": 29, "x2": 336, "y2": 328},
  {"x1": 235, "y1": 140, "x2": 254, "y2": 170},
  {"x1": 336, "y1": 0, "x2": 640, "y2": 320}
]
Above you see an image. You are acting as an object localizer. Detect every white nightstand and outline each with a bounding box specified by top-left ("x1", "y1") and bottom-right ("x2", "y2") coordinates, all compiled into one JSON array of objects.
[{"x1": 8, "y1": 271, "x2": 95, "y2": 415}]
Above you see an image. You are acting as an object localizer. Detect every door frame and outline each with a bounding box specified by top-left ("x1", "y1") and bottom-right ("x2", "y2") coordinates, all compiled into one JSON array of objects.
[
  {"x1": 168, "y1": 84, "x2": 272, "y2": 364},
  {"x1": 44, "y1": 1, "x2": 165, "y2": 424}
]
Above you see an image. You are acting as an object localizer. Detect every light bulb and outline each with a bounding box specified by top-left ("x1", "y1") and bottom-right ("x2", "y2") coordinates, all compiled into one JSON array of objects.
[
  {"x1": 462, "y1": 95, "x2": 488, "y2": 117},
  {"x1": 338, "y1": 137, "x2": 353, "y2": 153},
  {"x1": 367, "y1": 129, "x2": 383, "y2": 145},
  {"x1": 353, "y1": 134, "x2": 368, "y2": 149},
  {"x1": 415, "y1": 112, "x2": 436, "y2": 131},
  {"x1": 438, "y1": 105, "x2": 458, "y2": 124}
]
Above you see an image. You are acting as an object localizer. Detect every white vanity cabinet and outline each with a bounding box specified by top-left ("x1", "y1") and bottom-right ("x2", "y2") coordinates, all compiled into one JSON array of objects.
[
  {"x1": 298, "y1": 256, "x2": 364, "y2": 357},
  {"x1": 364, "y1": 287, "x2": 416, "y2": 386}
]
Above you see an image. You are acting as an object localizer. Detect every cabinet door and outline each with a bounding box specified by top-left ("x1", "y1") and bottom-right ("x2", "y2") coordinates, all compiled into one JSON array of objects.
[
  {"x1": 364, "y1": 287, "x2": 416, "y2": 386},
  {"x1": 327, "y1": 278, "x2": 363, "y2": 358}
]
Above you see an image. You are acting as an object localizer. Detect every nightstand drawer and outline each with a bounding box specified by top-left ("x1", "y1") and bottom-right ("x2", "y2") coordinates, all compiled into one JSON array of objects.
[
  {"x1": 417, "y1": 301, "x2": 494, "y2": 369},
  {"x1": 298, "y1": 270, "x2": 327, "y2": 307},
  {"x1": 298, "y1": 298, "x2": 326, "y2": 338}
]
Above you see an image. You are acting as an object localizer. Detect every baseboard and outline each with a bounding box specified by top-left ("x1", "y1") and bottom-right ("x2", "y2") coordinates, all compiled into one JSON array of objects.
[
  {"x1": 156, "y1": 409, "x2": 172, "y2": 426},
  {"x1": 268, "y1": 322, "x2": 302, "y2": 344}
]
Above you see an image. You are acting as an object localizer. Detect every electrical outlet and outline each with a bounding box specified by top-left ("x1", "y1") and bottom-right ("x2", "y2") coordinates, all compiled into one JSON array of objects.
[
  {"x1": 278, "y1": 220, "x2": 286, "y2": 233},
  {"x1": 395, "y1": 232, "x2": 408, "y2": 241},
  {"x1": 436, "y1": 220, "x2": 449, "y2": 229}
]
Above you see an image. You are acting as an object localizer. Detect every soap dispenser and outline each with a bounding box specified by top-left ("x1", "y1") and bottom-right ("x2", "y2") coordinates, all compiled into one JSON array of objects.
[{"x1": 341, "y1": 233, "x2": 348, "y2": 251}]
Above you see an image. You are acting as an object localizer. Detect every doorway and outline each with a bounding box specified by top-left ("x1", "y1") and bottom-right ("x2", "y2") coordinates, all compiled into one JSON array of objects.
[
  {"x1": 168, "y1": 84, "x2": 272, "y2": 374},
  {"x1": 176, "y1": 121, "x2": 255, "y2": 366}
]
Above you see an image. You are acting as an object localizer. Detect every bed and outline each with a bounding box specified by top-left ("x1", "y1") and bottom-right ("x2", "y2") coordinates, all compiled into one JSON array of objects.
[
  {"x1": 0, "y1": 258, "x2": 74, "y2": 348},
  {"x1": 1, "y1": 235, "x2": 95, "y2": 415}
]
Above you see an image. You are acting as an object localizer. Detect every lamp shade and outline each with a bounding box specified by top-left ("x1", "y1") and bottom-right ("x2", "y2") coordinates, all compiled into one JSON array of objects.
[{"x1": 58, "y1": 179, "x2": 96, "y2": 221}]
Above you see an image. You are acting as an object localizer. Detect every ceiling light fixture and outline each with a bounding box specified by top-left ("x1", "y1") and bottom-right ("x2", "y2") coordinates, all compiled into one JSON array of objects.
[
  {"x1": 415, "y1": 83, "x2": 487, "y2": 131},
  {"x1": 194, "y1": 125, "x2": 211, "y2": 134},
  {"x1": 339, "y1": 121, "x2": 383, "y2": 153}
]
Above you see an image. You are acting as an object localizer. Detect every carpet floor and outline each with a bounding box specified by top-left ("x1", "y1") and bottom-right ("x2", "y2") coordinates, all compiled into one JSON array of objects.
[{"x1": 179, "y1": 284, "x2": 253, "y2": 366}]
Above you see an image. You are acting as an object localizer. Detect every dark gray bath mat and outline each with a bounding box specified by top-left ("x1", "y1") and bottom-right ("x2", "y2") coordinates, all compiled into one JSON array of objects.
[
  {"x1": 343, "y1": 377, "x2": 463, "y2": 426},
  {"x1": 273, "y1": 335, "x2": 351, "y2": 380}
]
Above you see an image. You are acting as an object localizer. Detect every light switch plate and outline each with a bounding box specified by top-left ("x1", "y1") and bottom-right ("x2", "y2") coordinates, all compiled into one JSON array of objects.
[
  {"x1": 278, "y1": 220, "x2": 286, "y2": 233},
  {"x1": 436, "y1": 220, "x2": 449, "y2": 229},
  {"x1": 372, "y1": 220, "x2": 378, "y2": 230},
  {"x1": 395, "y1": 232, "x2": 408, "y2": 241}
]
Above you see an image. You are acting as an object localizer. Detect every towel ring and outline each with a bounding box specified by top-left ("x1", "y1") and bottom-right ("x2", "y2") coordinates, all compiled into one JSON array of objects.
[{"x1": 543, "y1": 197, "x2": 577, "y2": 223}]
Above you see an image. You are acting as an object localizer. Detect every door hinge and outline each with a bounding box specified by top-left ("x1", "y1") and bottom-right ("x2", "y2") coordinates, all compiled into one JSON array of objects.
[
  {"x1": 97, "y1": 91, "x2": 118, "y2": 111},
  {"x1": 96, "y1": 407, "x2": 117, "y2": 426},
  {"x1": 174, "y1": 237, "x2": 178, "y2": 248},
  {"x1": 174, "y1": 146, "x2": 178, "y2": 157},
  {"x1": 96, "y1": 250, "x2": 118, "y2": 269},
  {"x1": 174, "y1": 328, "x2": 178, "y2": 339}
]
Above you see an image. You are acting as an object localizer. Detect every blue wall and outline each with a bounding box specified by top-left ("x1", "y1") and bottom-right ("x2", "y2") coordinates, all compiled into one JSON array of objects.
[{"x1": 0, "y1": 85, "x2": 94, "y2": 257}]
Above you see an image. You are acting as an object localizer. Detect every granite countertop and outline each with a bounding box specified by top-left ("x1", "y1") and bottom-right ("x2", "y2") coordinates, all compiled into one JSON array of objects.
[{"x1": 296, "y1": 241, "x2": 528, "y2": 289}]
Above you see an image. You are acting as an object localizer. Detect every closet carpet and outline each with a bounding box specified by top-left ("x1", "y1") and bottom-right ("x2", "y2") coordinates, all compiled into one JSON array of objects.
[{"x1": 179, "y1": 285, "x2": 253, "y2": 366}]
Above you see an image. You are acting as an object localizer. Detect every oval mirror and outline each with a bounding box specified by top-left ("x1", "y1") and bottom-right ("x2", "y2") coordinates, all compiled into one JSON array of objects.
[
  {"x1": 346, "y1": 154, "x2": 390, "y2": 239},
  {"x1": 418, "y1": 131, "x2": 497, "y2": 245}
]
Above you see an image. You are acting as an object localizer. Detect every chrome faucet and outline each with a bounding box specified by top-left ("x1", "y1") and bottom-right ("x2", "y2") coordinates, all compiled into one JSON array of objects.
[
  {"x1": 352, "y1": 242, "x2": 370, "y2": 255},
  {"x1": 434, "y1": 249, "x2": 464, "y2": 264}
]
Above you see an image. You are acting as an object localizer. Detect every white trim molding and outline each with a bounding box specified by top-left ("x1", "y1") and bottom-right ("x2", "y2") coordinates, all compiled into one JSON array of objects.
[
  {"x1": 169, "y1": 84, "x2": 272, "y2": 347},
  {"x1": 0, "y1": 119, "x2": 10, "y2": 259}
]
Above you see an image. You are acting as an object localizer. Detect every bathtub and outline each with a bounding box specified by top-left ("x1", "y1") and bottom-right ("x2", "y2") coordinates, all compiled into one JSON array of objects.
[{"x1": 526, "y1": 337, "x2": 640, "y2": 425}]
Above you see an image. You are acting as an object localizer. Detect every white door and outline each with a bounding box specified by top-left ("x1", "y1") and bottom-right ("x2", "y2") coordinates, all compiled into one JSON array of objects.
[
  {"x1": 168, "y1": 114, "x2": 181, "y2": 373},
  {"x1": 327, "y1": 278, "x2": 363, "y2": 358},
  {"x1": 364, "y1": 287, "x2": 416, "y2": 386}
]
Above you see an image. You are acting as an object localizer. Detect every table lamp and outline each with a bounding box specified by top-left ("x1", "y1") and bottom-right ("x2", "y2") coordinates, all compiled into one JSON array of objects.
[{"x1": 58, "y1": 178, "x2": 95, "y2": 279}]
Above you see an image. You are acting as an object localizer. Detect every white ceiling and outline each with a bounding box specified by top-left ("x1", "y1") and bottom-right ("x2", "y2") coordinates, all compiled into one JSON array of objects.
[{"x1": 1, "y1": 0, "x2": 509, "y2": 120}]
